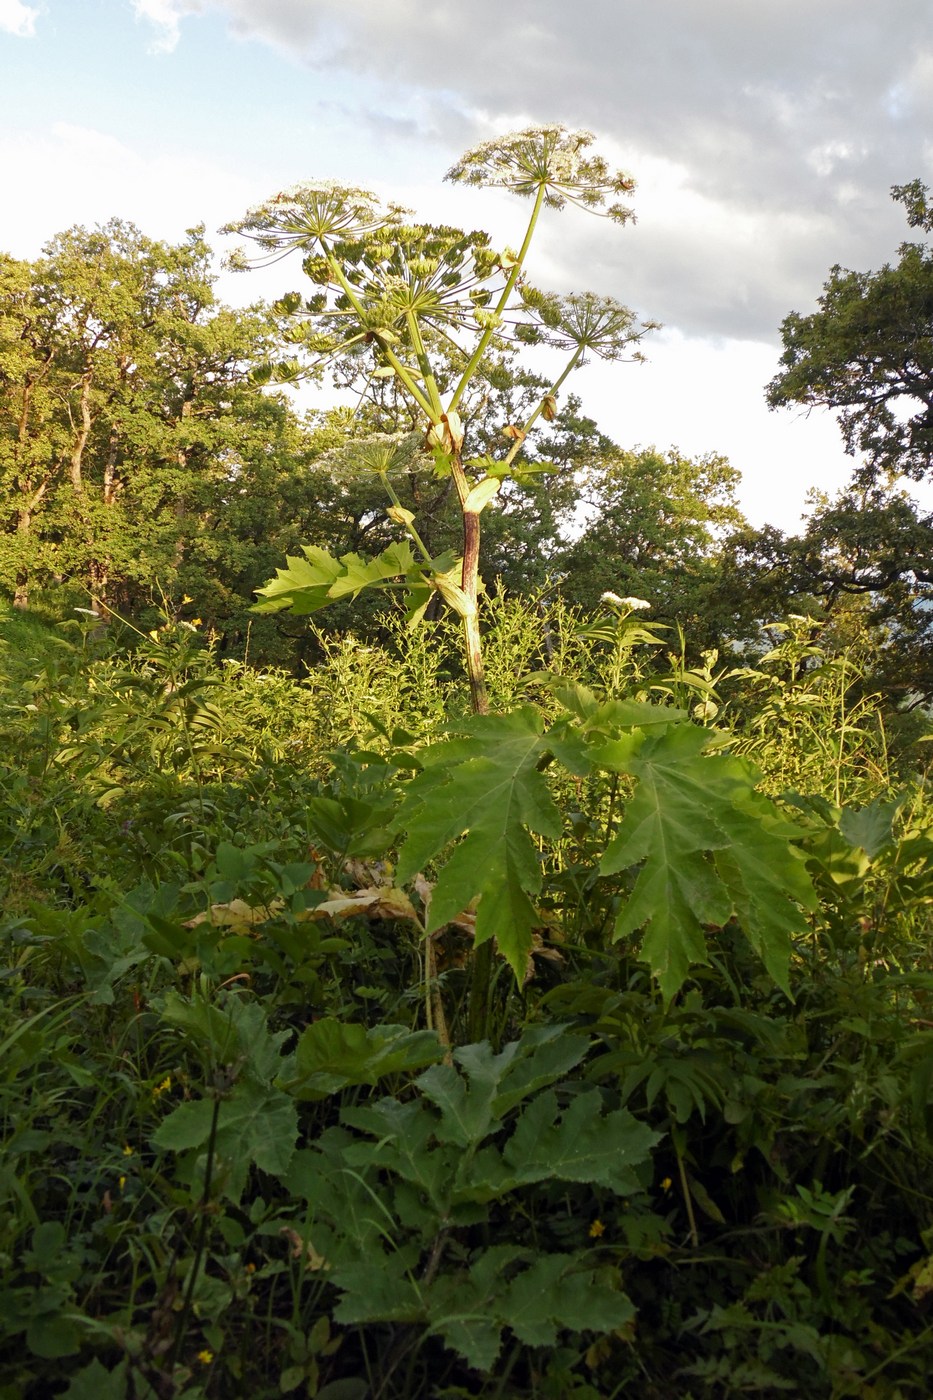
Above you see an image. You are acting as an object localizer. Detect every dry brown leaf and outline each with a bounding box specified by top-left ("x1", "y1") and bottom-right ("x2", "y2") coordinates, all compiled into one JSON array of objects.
[
  {"x1": 312, "y1": 886, "x2": 420, "y2": 925},
  {"x1": 184, "y1": 898, "x2": 283, "y2": 932}
]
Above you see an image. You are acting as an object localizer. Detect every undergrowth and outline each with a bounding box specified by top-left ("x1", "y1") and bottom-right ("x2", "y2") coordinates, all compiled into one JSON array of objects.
[{"x1": 1, "y1": 596, "x2": 932, "y2": 1399}]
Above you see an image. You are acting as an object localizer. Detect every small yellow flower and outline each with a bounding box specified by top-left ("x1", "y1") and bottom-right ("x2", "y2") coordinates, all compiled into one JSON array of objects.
[
  {"x1": 182, "y1": 595, "x2": 193, "y2": 605},
  {"x1": 588, "y1": 1218, "x2": 606, "y2": 1238},
  {"x1": 197, "y1": 1350, "x2": 214, "y2": 1366},
  {"x1": 660, "y1": 1176, "x2": 673, "y2": 1193},
  {"x1": 152, "y1": 1075, "x2": 171, "y2": 1100},
  {"x1": 118, "y1": 1175, "x2": 126, "y2": 1191},
  {"x1": 122, "y1": 1143, "x2": 134, "y2": 1157},
  {"x1": 245, "y1": 1262, "x2": 256, "y2": 1274}
]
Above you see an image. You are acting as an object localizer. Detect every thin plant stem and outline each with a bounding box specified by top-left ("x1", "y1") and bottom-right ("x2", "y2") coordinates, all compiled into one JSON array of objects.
[
  {"x1": 170, "y1": 1090, "x2": 222, "y2": 1368},
  {"x1": 448, "y1": 181, "x2": 547, "y2": 413},
  {"x1": 325, "y1": 256, "x2": 437, "y2": 419},
  {"x1": 378, "y1": 473, "x2": 434, "y2": 563},
  {"x1": 673, "y1": 1126, "x2": 699, "y2": 1249},
  {"x1": 503, "y1": 344, "x2": 585, "y2": 468},
  {"x1": 406, "y1": 310, "x2": 445, "y2": 418}
]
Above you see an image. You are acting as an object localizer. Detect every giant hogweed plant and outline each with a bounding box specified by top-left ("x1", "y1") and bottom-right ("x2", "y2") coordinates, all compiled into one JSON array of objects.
[
  {"x1": 225, "y1": 125, "x2": 654, "y2": 717},
  {"x1": 226, "y1": 130, "x2": 818, "y2": 1035}
]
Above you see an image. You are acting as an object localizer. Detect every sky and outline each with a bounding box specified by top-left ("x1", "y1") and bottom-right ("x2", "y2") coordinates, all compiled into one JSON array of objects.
[{"x1": 2, "y1": 0, "x2": 932, "y2": 531}]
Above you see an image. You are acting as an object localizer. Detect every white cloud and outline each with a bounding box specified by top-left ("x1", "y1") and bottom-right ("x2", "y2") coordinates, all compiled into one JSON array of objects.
[
  {"x1": 131, "y1": 0, "x2": 198, "y2": 53},
  {"x1": 0, "y1": 121, "x2": 260, "y2": 257},
  {"x1": 0, "y1": 0, "x2": 39, "y2": 37},
  {"x1": 127, "y1": 0, "x2": 933, "y2": 340}
]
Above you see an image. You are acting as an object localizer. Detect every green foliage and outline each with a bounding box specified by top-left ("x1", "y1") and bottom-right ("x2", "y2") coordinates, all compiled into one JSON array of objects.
[
  {"x1": 0, "y1": 224, "x2": 290, "y2": 619},
  {"x1": 5, "y1": 136, "x2": 933, "y2": 1400},
  {"x1": 390, "y1": 686, "x2": 817, "y2": 1001},
  {"x1": 396, "y1": 708, "x2": 562, "y2": 982},
  {"x1": 721, "y1": 488, "x2": 933, "y2": 708},
  {"x1": 768, "y1": 181, "x2": 933, "y2": 484},
  {"x1": 559, "y1": 445, "x2": 748, "y2": 639},
  {"x1": 599, "y1": 723, "x2": 816, "y2": 998},
  {"x1": 2, "y1": 603, "x2": 933, "y2": 1396},
  {"x1": 283, "y1": 1018, "x2": 445, "y2": 1098},
  {"x1": 284, "y1": 1025, "x2": 655, "y2": 1372},
  {"x1": 254, "y1": 538, "x2": 468, "y2": 631}
]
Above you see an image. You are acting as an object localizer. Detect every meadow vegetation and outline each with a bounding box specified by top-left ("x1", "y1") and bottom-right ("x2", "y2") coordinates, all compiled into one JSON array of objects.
[{"x1": 2, "y1": 128, "x2": 933, "y2": 1398}]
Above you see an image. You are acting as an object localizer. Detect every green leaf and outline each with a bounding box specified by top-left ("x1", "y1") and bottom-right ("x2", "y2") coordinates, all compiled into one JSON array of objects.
[
  {"x1": 547, "y1": 678, "x2": 687, "y2": 732},
  {"x1": 499, "y1": 1089, "x2": 660, "y2": 1193},
  {"x1": 25, "y1": 1222, "x2": 66, "y2": 1276},
  {"x1": 426, "y1": 1246, "x2": 526, "y2": 1370},
  {"x1": 152, "y1": 1080, "x2": 298, "y2": 1201},
  {"x1": 416, "y1": 1026, "x2": 590, "y2": 1148},
  {"x1": 151, "y1": 1097, "x2": 216, "y2": 1152},
  {"x1": 305, "y1": 793, "x2": 397, "y2": 859},
  {"x1": 159, "y1": 991, "x2": 292, "y2": 1084},
  {"x1": 838, "y1": 796, "x2": 901, "y2": 857},
  {"x1": 425, "y1": 1250, "x2": 634, "y2": 1370},
  {"x1": 341, "y1": 1098, "x2": 452, "y2": 1213},
  {"x1": 253, "y1": 540, "x2": 417, "y2": 615},
  {"x1": 62, "y1": 1360, "x2": 129, "y2": 1400},
  {"x1": 331, "y1": 1247, "x2": 424, "y2": 1325},
  {"x1": 26, "y1": 1310, "x2": 81, "y2": 1359},
  {"x1": 395, "y1": 709, "x2": 562, "y2": 982},
  {"x1": 504, "y1": 1254, "x2": 634, "y2": 1349},
  {"x1": 315, "y1": 1382, "x2": 370, "y2": 1400},
  {"x1": 712, "y1": 798, "x2": 816, "y2": 995},
  {"x1": 600, "y1": 724, "x2": 816, "y2": 999},
  {"x1": 282, "y1": 1019, "x2": 444, "y2": 1099},
  {"x1": 284, "y1": 1130, "x2": 401, "y2": 1253}
]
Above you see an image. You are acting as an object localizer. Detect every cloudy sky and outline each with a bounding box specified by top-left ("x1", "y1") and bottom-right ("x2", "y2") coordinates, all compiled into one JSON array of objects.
[{"x1": 2, "y1": 0, "x2": 932, "y2": 528}]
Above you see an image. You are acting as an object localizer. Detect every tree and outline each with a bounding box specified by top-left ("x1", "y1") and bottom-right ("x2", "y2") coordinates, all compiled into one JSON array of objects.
[
  {"x1": 767, "y1": 181, "x2": 933, "y2": 486},
  {"x1": 720, "y1": 485, "x2": 933, "y2": 705},
  {"x1": 0, "y1": 222, "x2": 289, "y2": 618},
  {"x1": 558, "y1": 446, "x2": 747, "y2": 640},
  {"x1": 0, "y1": 253, "x2": 69, "y2": 607}
]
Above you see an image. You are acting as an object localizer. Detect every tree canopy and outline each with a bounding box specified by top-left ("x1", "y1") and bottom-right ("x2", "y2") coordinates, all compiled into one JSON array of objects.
[{"x1": 767, "y1": 180, "x2": 933, "y2": 486}]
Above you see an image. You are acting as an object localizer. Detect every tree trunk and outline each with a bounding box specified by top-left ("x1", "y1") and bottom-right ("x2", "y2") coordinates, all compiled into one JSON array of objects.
[
  {"x1": 68, "y1": 370, "x2": 93, "y2": 494},
  {"x1": 10, "y1": 480, "x2": 51, "y2": 611}
]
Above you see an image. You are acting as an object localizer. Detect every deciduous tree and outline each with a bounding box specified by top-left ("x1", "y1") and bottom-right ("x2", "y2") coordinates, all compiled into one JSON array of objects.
[{"x1": 767, "y1": 181, "x2": 933, "y2": 487}]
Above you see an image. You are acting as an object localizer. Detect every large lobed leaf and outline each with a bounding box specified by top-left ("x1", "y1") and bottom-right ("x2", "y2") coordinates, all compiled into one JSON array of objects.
[
  {"x1": 253, "y1": 540, "x2": 417, "y2": 614},
  {"x1": 151, "y1": 1079, "x2": 298, "y2": 1202},
  {"x1": 395, "y1": 708, "x2": 562, "y2": 982},
  {"x1": 281, "y1": 1018, "x2": 445, "y2": 1099},
  {"x1": 427, "y1": 1248, "x2": 634, "y2": 1371},
  {"x1": 599, "y1": 723, "x2": 817, "y2": 999}
]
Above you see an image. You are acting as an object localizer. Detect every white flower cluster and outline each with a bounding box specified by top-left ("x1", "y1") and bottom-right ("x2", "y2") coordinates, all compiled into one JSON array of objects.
[
  {"x1": 536, "y1": 292, "x2": 647, "y2": 361},
  {"x1": 319, "y1": 432, "x2": 426, "y2": 481},
  {"x1": 221, "y1": 184, "x2": 406, "y2": 265},
  {"x1": 601, "y1": 592, "x2": 651, "y2": 611},
  {"x1": 446, "y1": 126, "x2": 636, "y2": 221}
]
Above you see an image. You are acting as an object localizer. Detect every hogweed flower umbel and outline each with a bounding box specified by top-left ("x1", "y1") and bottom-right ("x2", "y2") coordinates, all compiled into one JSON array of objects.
[
  {"x1": 521, "y1": 290, "x2": 657, "y2": 362},
  {"x1": 221, "y1": 182, "x2": 407, "y2": 266},
  {"x1": 601, "y1": 592, "x2": 651, "y2": 611},
  {"x1": 446, "y1": 125, "x2": 636, "y2": 223},
  {"x1": 318, "y1": 431, "x2": 426, "y2": 482}
]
